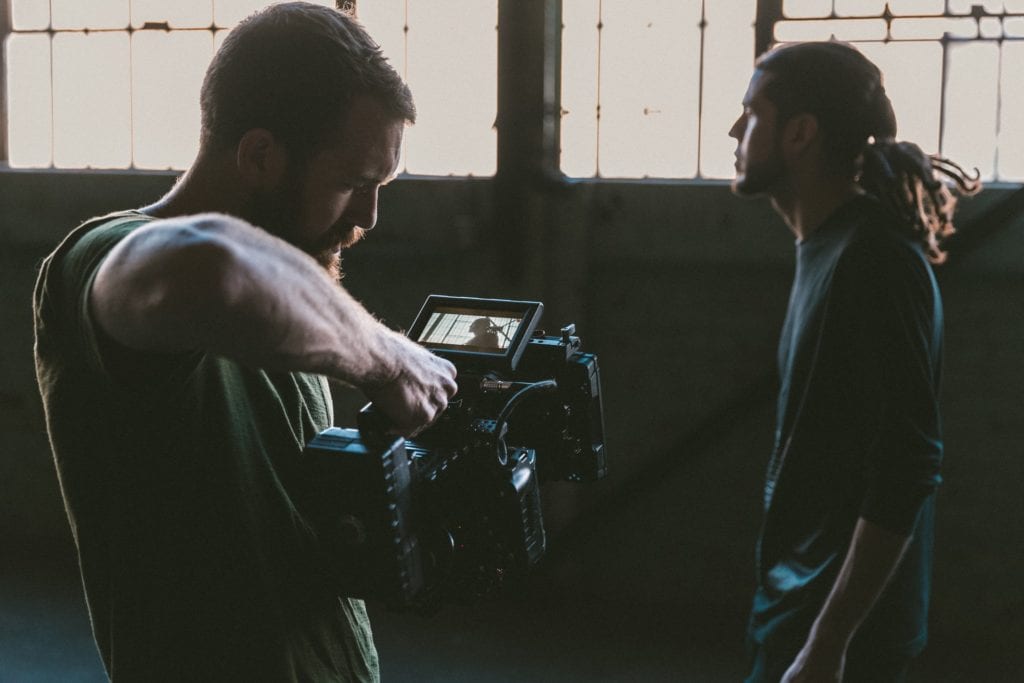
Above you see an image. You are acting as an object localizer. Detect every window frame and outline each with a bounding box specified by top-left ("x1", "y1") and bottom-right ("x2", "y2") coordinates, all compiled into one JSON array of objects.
[{"x1": 1, "y1": 0, "x2": 1021, "y2": 187}]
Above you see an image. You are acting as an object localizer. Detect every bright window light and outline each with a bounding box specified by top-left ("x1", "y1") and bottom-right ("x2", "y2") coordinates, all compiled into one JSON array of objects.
[
  {"x1": 51, "y1": 0, "x2": 128, "y2": 31},
  {"x1": 3, "y1": 0, "x2": 1021, "y2": 181},
  {"x1": 131, "y1": 0, "x2": 213, "y2": 29},
  {"x1": 857, "y1": 42, "x2": 942, "y2": 154},
  {"x1": 5, "y1": 34, "x2": 52, "y2": 167},
  {"x1": 358, "y1": 0, "x2": 498, "y2": 176},
  {"x1": 561, "y1": 0, "x2": 756, "y2": 179},
  {"x1": 773, "y1": 0, "x2": 1024, "y2": 181},
  {"x1": 52, "y1": 32, "x2": 132, "y2": 168},
  {"x1": 131, "y1": 31, "x2": 213, "y2": 169},
  {"x1": 4, "y1": 0, "x2": 492, "y2": 176},
  {"x1": 943, "y1": 42, "x2": 999, "y2": 181},
  {"x1": 998, "y1": 42, "x2": 1024, "y2": 180}
]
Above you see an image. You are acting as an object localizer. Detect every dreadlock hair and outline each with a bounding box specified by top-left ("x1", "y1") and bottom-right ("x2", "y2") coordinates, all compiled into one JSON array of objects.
[
  {"x1": 200, "y1": 1, "x2": 414, "y2": 164},
  {"x1": 755, "y1": 41, "x2": 979, "y2": 263}
]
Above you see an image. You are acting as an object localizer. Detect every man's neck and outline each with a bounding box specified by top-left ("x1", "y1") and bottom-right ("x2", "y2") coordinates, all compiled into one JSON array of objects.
[
  {"x1": 141, "y1": 150, "x2": 246, "y2": 220},
  {"x1": 771, "y1": 174, "x2": 863, "y2": 242}
]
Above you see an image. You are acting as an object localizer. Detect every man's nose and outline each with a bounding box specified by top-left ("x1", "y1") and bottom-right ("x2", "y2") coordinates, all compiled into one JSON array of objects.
[
  {"x1": 728, "y1": 114, "x2": 745, "y2": 140},
  {"x1": 349, "y1": 187, "x2": 380, "y2": 231}
]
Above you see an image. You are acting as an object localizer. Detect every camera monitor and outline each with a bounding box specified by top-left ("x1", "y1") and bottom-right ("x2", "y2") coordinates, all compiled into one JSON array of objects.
[{"x1": 408, "y1": 295, "x2": 543, "y2": 371}]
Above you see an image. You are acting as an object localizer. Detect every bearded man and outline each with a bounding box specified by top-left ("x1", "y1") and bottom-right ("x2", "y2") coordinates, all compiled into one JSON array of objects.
[
  {"x1": 729, "y1": 41, "x2": 977, "y2": 683},
  {"x1": 33, "y1": 4, "x2": 457, "y2": 681}
]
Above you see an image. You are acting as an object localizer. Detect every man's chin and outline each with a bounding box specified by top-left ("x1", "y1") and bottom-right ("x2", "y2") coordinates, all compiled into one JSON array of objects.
[
  {"x1": 731, "y1": 174, "x2": 757, "y2": 197},
  {"x1": 313, "y1": 228, "x2": 365, "y2": 281},
  {"x1": 732, "y1": 173, "x2": 774, "y2": 198}
]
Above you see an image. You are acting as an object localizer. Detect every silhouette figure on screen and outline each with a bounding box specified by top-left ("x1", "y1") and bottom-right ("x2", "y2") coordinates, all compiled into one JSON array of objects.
[{"x1": 467, "y1": 317, "x2": 501, "y2": 349}]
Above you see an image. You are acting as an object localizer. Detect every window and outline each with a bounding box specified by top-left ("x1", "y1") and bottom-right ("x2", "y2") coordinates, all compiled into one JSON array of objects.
[
  {"x1": 560, "y1": 0, "x2": 756, "y2": 179},
  {"x1": 357, "y1": 1, "x2": 497, "y2": 176},
  {"x1": 2, "y1": 0, "x2": 497, "y2": 175},
  {"x1": 3, "y1": 0, "x2": 1020, "y2": 181},
  {"x1": 560, "y1": 0, "x2": 1024, "y2": 181},
  {"x1": 772, "y1": 0, "x2": 1024, "y2": 181},
  {"x1": 3, "y1": 0, "x2": 297, "y2": 169}
]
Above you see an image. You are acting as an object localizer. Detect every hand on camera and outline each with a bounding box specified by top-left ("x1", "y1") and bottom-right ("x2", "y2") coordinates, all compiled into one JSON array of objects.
[{"x1": 364, "y1": 335, "x2": 457, "y2": 437}]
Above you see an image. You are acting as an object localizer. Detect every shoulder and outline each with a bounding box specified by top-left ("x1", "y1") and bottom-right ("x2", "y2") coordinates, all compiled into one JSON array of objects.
[
  {"x1": 36, "y1": 211, "x2": 153, "y2": 302},
  {"x1": 826, "y1": 199, "x2": 940, "y2": 328},
  {"x1": 39, "y1": 211, "x2": 155, "y2": 290},
  {"x1": 836, "y1": 197, "x2": 933, "y2": 287}
]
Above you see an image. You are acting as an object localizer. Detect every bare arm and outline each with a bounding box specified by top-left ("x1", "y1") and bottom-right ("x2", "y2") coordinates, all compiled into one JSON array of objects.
[
  {"x1": 91, "y1": 212, "x2": 456, "y2": 433},
  {"x1": 781, "y1": 517, "x2": 911, "y2": 683}
]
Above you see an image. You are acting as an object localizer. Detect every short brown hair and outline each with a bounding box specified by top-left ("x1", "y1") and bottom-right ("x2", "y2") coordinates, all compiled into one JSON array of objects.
[{"x1": 200, "y1": 1, "x2": 415, "y2": 159}]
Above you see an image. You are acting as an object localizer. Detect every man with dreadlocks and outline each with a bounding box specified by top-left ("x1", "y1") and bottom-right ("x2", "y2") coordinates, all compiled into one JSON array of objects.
[{"x1": 728, "y1": 41, "x2": 978, "y2": 683}]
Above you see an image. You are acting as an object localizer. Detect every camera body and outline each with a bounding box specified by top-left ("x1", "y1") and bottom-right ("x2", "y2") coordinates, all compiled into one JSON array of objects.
[{"x1": 301, "y1": 296, "x2": 606, "y2": 610}]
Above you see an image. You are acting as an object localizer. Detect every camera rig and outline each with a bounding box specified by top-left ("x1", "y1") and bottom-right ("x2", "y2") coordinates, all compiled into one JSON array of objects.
[{"x1": 300, "y1": 295, "x2": 606, "y2": 611}]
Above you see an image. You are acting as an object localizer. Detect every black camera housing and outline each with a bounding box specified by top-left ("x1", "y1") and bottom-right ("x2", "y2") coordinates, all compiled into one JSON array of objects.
[{"x1": 301, "y1": 296, "x2": 606, "y2": 610}]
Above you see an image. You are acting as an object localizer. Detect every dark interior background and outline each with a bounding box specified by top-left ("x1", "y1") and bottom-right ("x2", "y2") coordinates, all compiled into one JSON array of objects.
[{"x1": 1, "y1": 168, "x2": 1021, "y2": 681}]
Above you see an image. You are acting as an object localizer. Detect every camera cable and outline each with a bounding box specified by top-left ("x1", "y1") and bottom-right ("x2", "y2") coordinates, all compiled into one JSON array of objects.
[{"x1": 493, "y1": 379, "x2": 558, "y2": 467}]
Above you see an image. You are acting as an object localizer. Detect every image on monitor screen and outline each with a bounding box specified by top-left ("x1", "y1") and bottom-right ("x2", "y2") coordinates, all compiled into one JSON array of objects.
[{"x1": 417, "y1": 307, "x2": 524, "y2": 352}]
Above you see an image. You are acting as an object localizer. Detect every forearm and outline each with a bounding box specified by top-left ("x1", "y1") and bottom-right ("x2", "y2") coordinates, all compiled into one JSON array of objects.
[
  {"x1": 92, "y1": 213, "x2": 399, "y2": 386},
  {"x1": 806, "y1": 517, "x2": 911, "y2": 651}
]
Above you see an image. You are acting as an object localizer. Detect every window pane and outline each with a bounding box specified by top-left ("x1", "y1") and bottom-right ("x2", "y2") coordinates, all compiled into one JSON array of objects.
[
  {"x1": 997, "y1": 42, "x2": 1024, "y2": 180},
  {"x1": 889, "y1": 17, "x2": 978, "y2": 39},
  {"x1": 888, "y1": 0, "x2": 945, "y2": 14},
  {"x1": 51, "y1": 0, "x2": 128, "y2": 30},
  {"x1": 947, "y1": 0, "x2": 1003, "y2": 13},
  {"x1": 834, "y1": 0, "x2": 887, "y2": 16},
  {"x1": 775, "y1": 18, "x2": 888, "y2": 42},
  {"x1": 560, "y1": 0, "x2": 600, "y2": 177},
  {"x1": 701, "y1": 0, "x2": 756, "y2": 178},
  {"x1": 403, "y1": 0, "x2": 496, "y2": 175},
  {"x1": 979, "y1": 17, "x2": 1003, "y2": 38},
  {"x1": 11, "y1": 0, "x2": 50, "y2": 30},
  {"x1": 942, "y1": 42, "x2": 999, "y2": 180},
  {"x1": 6, "y1": 34, "x2": 52, "y2": 167},
  {"x1": 132, "y1": 31, "x2": 212, "y2": 169},
  {"x1": 858, "y1": 42, "x2": 942, "y2": 153},
  {"x1": 131, "y1": 0, "x2": 213, "y2": 29},
  {"x1": 783, "y1": 0, "x2": 832, "y2": 18},
  {"x1": 596, "y1": 0, "x2": 702, "y2": 178},
  {"x1": 1006, "y1": 17, "x2": 1024, "y2": 39},
  {"x1": 52, "y1": 32, "x2": 131, "y2": 168}
]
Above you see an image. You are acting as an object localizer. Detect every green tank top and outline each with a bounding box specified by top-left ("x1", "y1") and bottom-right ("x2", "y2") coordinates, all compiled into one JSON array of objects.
[{"x1": 34, "y1": 212, "x2": 379, "y2": 682}]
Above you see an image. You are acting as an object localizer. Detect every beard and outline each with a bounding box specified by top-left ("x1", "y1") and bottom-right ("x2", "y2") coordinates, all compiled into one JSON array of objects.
[
  {"x1": 732, "y1": 155, "x2": 786, "y2": 196},
  {"x1": 310, "y1": 226, "x2": 365, "y2": 282},
  {"x1": 732, "y1": 136, "x2": 786, "y2": 197},
  {"x1": 245, "y1": 174, "x2": 363, "y2": 283}
]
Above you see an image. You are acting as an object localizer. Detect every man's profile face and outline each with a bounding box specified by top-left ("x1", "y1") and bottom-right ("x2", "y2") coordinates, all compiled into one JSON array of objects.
[
  {"x1": 250, "y1": 95, "x2": 405, "y2": 280},
  {"x1": 728, "y1": 69, "x2": 786, "y2": 197}
]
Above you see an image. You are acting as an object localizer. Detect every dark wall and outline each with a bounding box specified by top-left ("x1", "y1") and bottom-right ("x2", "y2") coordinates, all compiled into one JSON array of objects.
[{"x1": 1, "y1": 171, "x2": 1021, "y2": 667}]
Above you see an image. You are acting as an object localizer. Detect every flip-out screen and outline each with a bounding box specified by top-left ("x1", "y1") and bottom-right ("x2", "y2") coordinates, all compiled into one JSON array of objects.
[{"x1": 408, "y1": 296, "x2": 543, "y2": 370}]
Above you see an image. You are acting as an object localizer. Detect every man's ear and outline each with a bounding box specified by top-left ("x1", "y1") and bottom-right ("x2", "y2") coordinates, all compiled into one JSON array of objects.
[
  {"x1": 780, "y1": 112, "x2": 820, "y2": 162},
  {"x1": 236, "y1": 129, "x2": 288, "y2": 189}
]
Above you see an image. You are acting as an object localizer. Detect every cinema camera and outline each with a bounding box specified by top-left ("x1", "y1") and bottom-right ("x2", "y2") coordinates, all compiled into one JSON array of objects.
[{"x1": 301, "y1": 295, "x2": 606, "y2": 611}]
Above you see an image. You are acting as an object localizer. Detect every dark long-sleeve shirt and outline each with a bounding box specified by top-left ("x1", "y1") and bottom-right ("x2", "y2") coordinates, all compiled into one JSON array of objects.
[{"x1": 749, "y1": 195, "x2": 943, "y2": 657}]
